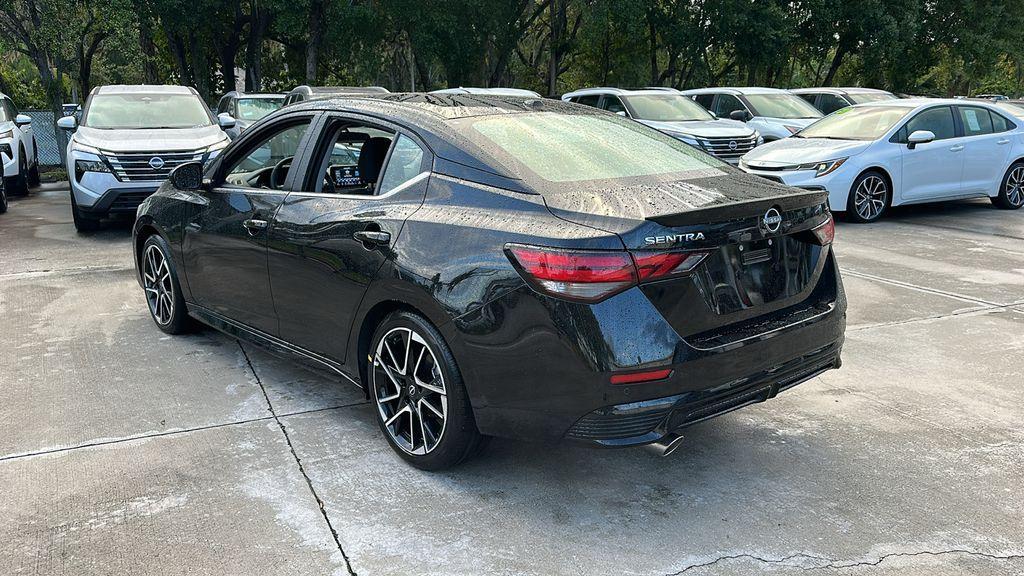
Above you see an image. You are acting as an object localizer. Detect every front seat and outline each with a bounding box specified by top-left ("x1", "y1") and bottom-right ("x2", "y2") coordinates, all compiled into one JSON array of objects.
[{"x1": 358, "y1": 137, "x2": 392, "y2": 192}]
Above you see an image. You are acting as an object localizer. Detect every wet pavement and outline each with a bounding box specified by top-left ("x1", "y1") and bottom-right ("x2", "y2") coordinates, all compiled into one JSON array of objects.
[{"x1": 1, "y1": 186, "x2": 1022, "y2": 575}]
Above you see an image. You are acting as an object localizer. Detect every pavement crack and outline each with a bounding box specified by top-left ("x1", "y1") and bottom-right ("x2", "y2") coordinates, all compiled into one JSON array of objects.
[
  {"x1": 239, "y1": 341, "x2": 358, "y2": 576},
  {"x1": 666, "y1": 549, "x2": 1024, "y2": 574},
  {"x1": 840, "y1": 268, "x2": 1003, "y2": 307}
]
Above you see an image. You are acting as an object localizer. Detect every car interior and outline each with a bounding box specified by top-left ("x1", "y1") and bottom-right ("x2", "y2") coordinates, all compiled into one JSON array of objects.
[{"x1": 313, "y1": 123, "x2": 396, "y2": 195}]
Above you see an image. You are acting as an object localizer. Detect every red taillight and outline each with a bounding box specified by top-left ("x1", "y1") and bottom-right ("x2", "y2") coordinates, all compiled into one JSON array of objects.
[
  {"x1": 810, "y1": 214, "x2": 835, "y2": 245},
  {"x1": 506, "y1": 244, "x2": 707, "y2": 302},
  {"x1": 610, "y1": 368, "x2": 673, "y2": 385}
]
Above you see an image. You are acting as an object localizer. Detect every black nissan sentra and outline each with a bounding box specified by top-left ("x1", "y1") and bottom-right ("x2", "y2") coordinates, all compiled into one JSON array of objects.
[{"x1": 133, "y1": 94, "x2": 846, "y2": 470}]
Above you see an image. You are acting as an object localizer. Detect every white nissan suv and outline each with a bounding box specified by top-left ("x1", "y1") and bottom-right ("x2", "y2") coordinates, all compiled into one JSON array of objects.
[
  {"x1": 1, "y1": 92, "x2": 39, "y2": 196},
  {"x1": 58, "y1": 85, "x2": 232, "y2": 231}
]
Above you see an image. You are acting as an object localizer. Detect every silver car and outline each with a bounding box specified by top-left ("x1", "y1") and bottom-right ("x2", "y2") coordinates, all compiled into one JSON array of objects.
[
  {"x1": 58, "y1": 85, "x2": 233, "y2": 232},
  {"x1": 562, "y1": 87, "x2": 761, "y2": 164}
]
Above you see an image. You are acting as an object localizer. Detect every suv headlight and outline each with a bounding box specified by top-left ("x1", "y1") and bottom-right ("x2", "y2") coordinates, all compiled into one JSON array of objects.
[
  {"x1": 205, "y1": 138, "x2": 230, "y2": 158},
  {"x1": 75, "y1": 159, "x2": 111, "y2": 181},
  {"x1": 754, "y1": 131, "x2": 764, "y2": 145},
  {"x1": 667, "y1": 132, "x2": 703, "y2": 148},
  {"x1": 0, "y1": 129, "x2": 13, "y2": 139},
  {"x1": 796, "y1": 158, "x2": 847, "y2": 178}
]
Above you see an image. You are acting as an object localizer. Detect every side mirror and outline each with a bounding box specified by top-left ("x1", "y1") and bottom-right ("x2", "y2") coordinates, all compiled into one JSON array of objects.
[
  {"x1": 169, "y1": 161, "x2": 204, "y2": 191},
  {"x1": 907, "y1": 129, "x2": 935, "y2": 150},
  {"x1": 57, "y1": 115, "x2": 78, "y2": 130},
  {"x1": 729, "y1": 110, "x2": 752, "y2": 122},
  {"x1": 615, "y1": 110, "x2": 627, "y2": 117},
  {"x1": 217, "y1": 113, "x2": 237, "y2": 129},
  {"x1": 15, "y1": 114, "x2": 32, "y2": 127}
]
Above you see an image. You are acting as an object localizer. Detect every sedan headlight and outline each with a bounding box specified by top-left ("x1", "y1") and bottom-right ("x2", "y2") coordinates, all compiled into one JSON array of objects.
[{"x1": 796, "y1": 158, "x2": 848, "y2": 178}]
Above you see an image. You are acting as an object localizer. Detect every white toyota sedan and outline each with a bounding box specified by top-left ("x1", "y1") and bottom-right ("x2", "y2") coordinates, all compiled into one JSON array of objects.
[{"x1": 739, "y1": 99, "x2": 1024, "y2": 222}]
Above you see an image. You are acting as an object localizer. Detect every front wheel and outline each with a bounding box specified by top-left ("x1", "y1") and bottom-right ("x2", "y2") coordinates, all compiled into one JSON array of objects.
[
  {"x1": 847, "y1": 171, "x2": 890, "y2": 223},
  {"x1": 4, "y1": 149, "x2": 29, "y2": 196},
  {"x1": 142, "y1": 234, "x2": 191, "y2": 334},
  {"x1": 27, "y1": 144, "x2": 40, "y2": 187},
  {"x1": 993, "y1": 162, "x2": 1024, "y2": 210},
  {"x1": 71, "y1": 192, "x2": 100, "y2": 232},
  {"x1": 370, "y1": 311, "x2": 485, "y2": 470}
]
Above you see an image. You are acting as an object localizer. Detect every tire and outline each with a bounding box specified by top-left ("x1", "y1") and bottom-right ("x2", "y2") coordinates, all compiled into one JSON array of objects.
[
  {"x1": 370, "y1": 311, "x2": 485, "y2": 470},
  {"x1": 993, "y1": 162, "x2": 1024, "y2": 210},
  {"x1": 70, "y1": 191, "x2": 101, "y2": 232},
  {"x1": 27, "y1": 143, "x2": 40, "y2": 187},
  {"x1": 846, "y1": 170, "x2": 890, "y2": 223},
  {"x1": 4, "y1": 148, "x2": 29, "y2": 197},
  {"x1": 141, "y1": 234, "x2": 192, "y2": 335},
  {"x1": 0, "y1": 184, "x2": 7, "y2": 214}
]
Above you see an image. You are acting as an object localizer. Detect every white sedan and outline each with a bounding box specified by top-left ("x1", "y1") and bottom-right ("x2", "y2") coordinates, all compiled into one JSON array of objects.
[{"x1": 739, "y1": 99, "x2": 1024, "y2": 222}]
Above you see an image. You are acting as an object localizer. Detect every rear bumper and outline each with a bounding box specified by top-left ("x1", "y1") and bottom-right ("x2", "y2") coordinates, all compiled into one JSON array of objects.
[
  {"x1": 451, "y1": 250, "x2": 847, "y2": 445},
  {"x1": 566, "y1": 340, "x2": 841, "y2": 446}
]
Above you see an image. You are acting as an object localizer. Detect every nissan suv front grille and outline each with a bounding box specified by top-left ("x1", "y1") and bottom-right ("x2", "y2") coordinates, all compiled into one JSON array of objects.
[
  {"x1": 105, "y1": 150, "x2": 205, "y2": 182},
  {"x1": 703, "y1": 135, "x2": 758, "y2": 160}
]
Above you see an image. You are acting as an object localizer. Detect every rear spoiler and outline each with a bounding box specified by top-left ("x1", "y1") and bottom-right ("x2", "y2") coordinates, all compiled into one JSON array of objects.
[{"x1": 645, "y1": 189, "x2": 828, "y2": 227}]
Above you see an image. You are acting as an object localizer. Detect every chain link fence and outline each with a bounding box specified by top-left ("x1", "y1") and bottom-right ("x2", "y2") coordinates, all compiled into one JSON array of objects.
[{"x1": 23, "y1": 110, "x2": 71, "y2": 167}]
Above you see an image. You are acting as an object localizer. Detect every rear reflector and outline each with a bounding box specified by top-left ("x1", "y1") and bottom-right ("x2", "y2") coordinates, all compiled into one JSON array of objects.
[
  {"x1": 506, "y1": 244, "x2": 708, "y2": 303},
  {"x1": 810, "y1": 214, "x2": 835, "y2": 245},
  {"x1": 610, "y1": 368, "x2": 673, "y2": 385}
]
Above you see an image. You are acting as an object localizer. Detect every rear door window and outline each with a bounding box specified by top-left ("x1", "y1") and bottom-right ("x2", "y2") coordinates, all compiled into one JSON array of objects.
[
  {"x1": 574, "y1": 95, "x2": 600, "y2": 107},
  {"x1": 957, "y1": 106, "x2": 994, "y2": 137},
  {"x1": 818, "y1": 94, "x2": 850, "y2": 114},
  {"x1": 692, "y1": 94, "x2": 714, "y2": 110},
  {"x1": 713, "y1": 94, "x2": 746, "y2": 118},
  {"x1": 601, "y1": 96, "x2": 627, "y2": 114}
]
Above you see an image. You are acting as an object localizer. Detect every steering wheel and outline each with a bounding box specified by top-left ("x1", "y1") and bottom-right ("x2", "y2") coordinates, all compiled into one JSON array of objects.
[{"x1": 269, "y1": 156, "x2": 294, "y2": 189}]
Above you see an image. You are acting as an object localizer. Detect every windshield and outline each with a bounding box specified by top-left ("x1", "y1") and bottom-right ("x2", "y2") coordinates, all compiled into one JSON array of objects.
[
  {"x1": 847, "y1": 92, "x2": 897, "y2": 104},
  {"x1": 465, "y1": 112, "x2": 721, "y2": 184},
  {"x1": 995, "y1": 102, "x2": 1024, "y2": 118},
  {"x1": 623, "y1": 94, "x2": 714, "y2": 122},
  {"x1": 798, "y1": 106, "x2": 909, "y2": 141},
  {"x1": 236, "y1": 97, "x2": 284, "y2": 121},
  {"x1": 744, "y1": 93, "x2": 822, "y2": 119},
  {"x1": 83, "y1": 93, "x2": 212, "y2": 129}
]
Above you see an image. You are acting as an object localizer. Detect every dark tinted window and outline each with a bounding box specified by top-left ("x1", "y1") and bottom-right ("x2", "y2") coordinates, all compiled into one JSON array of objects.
[
  {"x1": 901, "y1": 106, "x2": 956, "y2": 141},
  {"x1": 991, "y1": 111, "x2": 1015, "y2": 132},
  {"x1": 575, "y1": 95, "x2": 600, "y2": 107},
  {"x1": 797, "y1": 94, "x2": 816, "y2": 105},
  {"x1": 958, "y1": 106, "x2": 994, "y2": 136},
  {"x1": 713, "y1": 94, "x2": 746, "y2": 117},
  {"x1": 818, "y1": 94, "x2": 850, "y2": 114},
  {"x1": 601, "y1": 96, "x2": 627, "y2": 114},
  {"x1": 693, "y1": 94, "x2": 714, "y2": 109}
]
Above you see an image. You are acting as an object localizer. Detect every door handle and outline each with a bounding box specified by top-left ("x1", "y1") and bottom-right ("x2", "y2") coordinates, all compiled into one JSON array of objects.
[
  {"x1": 949, "y1": 144, "x2": 964, "y2": 152},
  {"x1": 243, "y1": 218, "x2": 268, "y2": 235},
  {"x1": 997, "y1": 138, "x2": 1011, "y2": 145},
  {"x1": 354, "y1": 230, "x2": 391, "y2": 246}
]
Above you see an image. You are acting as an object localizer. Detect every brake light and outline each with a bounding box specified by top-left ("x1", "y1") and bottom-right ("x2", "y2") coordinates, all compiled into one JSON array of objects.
[
  {"x1": 810, "y1": 214, "x2": 835, "y2": 245},
  {"x1": 610, "y1": 368, "x2": 673, "y2": 385},
  {"x1": 506, "y1": 244, "x2": 708, "y2": 302}
]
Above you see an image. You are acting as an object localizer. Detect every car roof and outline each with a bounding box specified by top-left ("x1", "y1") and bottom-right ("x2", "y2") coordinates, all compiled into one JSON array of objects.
[
  {"x1": 853, "y1": 97, "x2": 1002, "y2": 110},
  {"x1": 790, "y1": 87, "x2": 892, "y2": 95},
  {"x1": 93, "y1": 85, "x2": 197, "y2": 95},
  {"x1": 561, "y1": 87, "x2": 687, "y2": 99},
  {"x1": 680, "y1": 87, "x2": 791, "y2": 95},
  {"x1": 431, "y1": 87, "x2": 542, "y2": 97}
]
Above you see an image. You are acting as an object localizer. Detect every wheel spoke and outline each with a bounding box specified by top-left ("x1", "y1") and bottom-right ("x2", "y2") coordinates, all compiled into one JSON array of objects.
[{"x1": 384, "y1": 405, "x2": 411, "y2": 428}]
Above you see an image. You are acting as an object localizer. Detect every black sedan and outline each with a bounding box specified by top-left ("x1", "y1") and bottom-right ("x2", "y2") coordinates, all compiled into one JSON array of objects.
[{"x1": 133, "y1": 94, "x2": 846, "y2": 470}]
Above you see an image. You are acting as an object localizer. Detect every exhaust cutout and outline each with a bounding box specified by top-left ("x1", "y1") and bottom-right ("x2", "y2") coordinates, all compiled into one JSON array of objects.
[{"x1": 643, "y1": 433, "x2": 685, "y2": 457}]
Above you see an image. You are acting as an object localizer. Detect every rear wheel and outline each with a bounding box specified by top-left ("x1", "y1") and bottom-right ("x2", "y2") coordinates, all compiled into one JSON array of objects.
[
  {"x1": 847, "y1": 170, "x2": 890, "y2": 223},
  {"x1": 71, "y1": 192, "x2": 101, "y2": 232},
  {"x1": 993, "y1": 162, "x2": 1024, "y2": 210},
  {"x1": 370, "y1": 311, "x2": 485, "y2": 470},
  {"x1": 27, "y1": 143, "x2": 40, "y2": 187},
  {"x1": 142, "y1": 234, "x2": 191, "y2": 335}
]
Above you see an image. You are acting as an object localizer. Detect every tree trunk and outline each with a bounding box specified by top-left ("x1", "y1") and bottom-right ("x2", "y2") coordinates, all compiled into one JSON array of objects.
[
  {"x1": 647, "y1": 10, "x2": 659, "y2": 86},
  {"x1": 188, "y1": 31, "x2": 209, "y2": 100},
  {"x1": 822, "y1": 46, "x2": 847, "y2": 87},
  {"x1": 246, "y1": 3, "x2": 270, "y2": 91},
  {"x1": 547, "y1": 0, "x2": 559, "y2": 96},
  {"x1": 305, "y1": 0, "x2": 324, "y2": 83}
]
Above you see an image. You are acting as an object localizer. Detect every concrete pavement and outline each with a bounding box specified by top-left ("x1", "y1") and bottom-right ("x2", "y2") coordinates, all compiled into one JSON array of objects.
[{"x1": 1, "y1": 188, "x2": 1022, "y2": 575}]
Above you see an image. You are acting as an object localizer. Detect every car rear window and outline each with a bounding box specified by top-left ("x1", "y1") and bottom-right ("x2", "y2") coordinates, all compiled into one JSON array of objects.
[{"x1": 465, "y1": 112, "x2": 722, "y2": 183}]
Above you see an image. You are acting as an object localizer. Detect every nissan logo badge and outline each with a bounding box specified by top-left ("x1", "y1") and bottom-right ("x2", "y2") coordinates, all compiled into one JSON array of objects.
[{"x1": 763, "y1": 207, "x2": 783, "y2": 233}]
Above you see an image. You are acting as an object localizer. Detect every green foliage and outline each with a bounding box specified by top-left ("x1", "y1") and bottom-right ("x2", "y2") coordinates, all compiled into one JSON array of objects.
[{"x1": 3, "y1": 0, "x2": 1024, "y2": 108}]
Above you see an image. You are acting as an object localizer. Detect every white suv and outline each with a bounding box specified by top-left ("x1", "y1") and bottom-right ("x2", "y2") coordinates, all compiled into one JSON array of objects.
[
  {"x1": 681, "y1": 87, "x2": 822, "y2": 141},
  {"x1": 58, "y1": 85, "x2": 232, "y2": 232},
  {"x1": 561, "y1": 87, "x2": 760, "y2": 164},
  {"x1": 1, "y1": 92, "x2": 39, "y2": 196}
]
